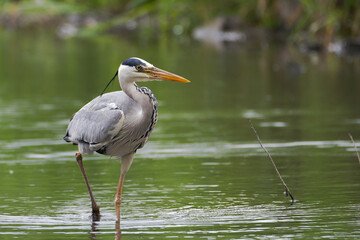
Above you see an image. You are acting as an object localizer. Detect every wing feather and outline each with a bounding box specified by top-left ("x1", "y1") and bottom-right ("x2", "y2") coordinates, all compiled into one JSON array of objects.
[
  {"x1": 67, "y1": 109, "x2": 123, "y2": 145},
  {"x1": 64, "y1": 92, "x2": 129, "y2": 152}
]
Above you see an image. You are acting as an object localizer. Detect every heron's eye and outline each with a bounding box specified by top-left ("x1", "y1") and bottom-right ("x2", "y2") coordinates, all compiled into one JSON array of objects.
[{"x1": 135, "y1": 65, "x2": 142, "y2": 71}]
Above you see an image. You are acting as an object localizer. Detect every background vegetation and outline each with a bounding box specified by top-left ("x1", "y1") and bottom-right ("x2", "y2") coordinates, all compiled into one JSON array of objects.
[{"x1": 1, "y1": 0, "x2": 359, "y2": 46}]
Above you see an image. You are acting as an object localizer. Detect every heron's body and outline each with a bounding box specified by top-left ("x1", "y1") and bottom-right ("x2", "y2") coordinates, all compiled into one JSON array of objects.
[
  {"x1": 64, "y1": 87, "x2": 158, "y2": 157},
  {"x1": 63, "y1": 57, "x2": 189, "y2": 221}
]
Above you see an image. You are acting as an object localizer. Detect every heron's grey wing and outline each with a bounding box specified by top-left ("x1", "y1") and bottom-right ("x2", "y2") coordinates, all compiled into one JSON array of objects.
[
  {"x1": 66, "y1": 109, "x2": 123, "y2": 144},
  {"x1": 64, "y1": 91, "x2": 146, "y2": 155},
  {"x1": 64, "y1": 95, "x2": 125, "y2": 153}
]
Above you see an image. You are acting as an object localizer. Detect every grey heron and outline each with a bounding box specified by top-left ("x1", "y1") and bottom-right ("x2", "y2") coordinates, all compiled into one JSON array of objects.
[{"x1": 64, "y1": 57, "x2": 190, "y2": 220}]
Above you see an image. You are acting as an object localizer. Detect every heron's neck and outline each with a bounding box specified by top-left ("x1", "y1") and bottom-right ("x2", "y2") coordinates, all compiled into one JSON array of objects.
[
  {"x1": 121, "y1": 80, "x2": 159, "y2": 139},
  {"x1": 121, "y1": 81, "x2": 153, "y2": 108}
]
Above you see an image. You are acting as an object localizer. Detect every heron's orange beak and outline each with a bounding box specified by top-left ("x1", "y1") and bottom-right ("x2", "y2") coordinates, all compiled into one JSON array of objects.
[{"x1": 145, "y1": 67, "x2": 190, "y2": 83}]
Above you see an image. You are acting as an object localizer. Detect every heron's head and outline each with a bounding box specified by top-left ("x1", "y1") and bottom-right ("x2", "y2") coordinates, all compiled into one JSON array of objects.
[
  {"x1": 100, "y1": 57, "x2": 190, "y2": 95},
  {"x1": 119, "y1": 57, "x2": 190, "y2": 84}
]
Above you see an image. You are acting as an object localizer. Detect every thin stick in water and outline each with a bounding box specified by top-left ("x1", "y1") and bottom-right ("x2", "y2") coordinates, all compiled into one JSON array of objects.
[
  {"x1": 348, "y1": 133, "x2": 360, "y2": 164},
  {"x1": 249, "y1": 119, "x2": 295, "y2": 204}
]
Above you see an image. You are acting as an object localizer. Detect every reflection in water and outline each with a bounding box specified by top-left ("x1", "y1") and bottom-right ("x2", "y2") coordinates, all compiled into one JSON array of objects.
[
  {"x1": 1, "y1": 202, "x2": 359, "y2": 238},
  {"x1": 89, "y1": 216, "x2": 122, "y2": 240},
  {"x1": 91, "y1": 221, "x2": 99, "y2": 240},
  {"x1": 90, "y1": 220, "x2": 122, "y2": 240}
]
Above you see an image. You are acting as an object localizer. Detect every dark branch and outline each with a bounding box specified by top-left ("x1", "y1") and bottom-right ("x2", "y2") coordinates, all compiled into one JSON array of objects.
[
  {"x1": 348, "y1": 133, "x2": 360, "y2": 165},
  {"x1": 249, "y1": 119, "x2": 295, "y2": 204}
]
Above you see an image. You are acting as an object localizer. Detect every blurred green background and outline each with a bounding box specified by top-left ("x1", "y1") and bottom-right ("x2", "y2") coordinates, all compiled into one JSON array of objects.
[
  {"x1": 1, "y1": 0, "x2": 360, "y2": 239},
  {"x1": 1, "y1": 0, "x2": 360, "y2": 45}
]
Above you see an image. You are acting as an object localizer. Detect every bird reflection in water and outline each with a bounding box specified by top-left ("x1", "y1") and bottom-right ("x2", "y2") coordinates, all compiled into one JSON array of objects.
[
  {"x1": 90, "y1": 220, "x2": 99, "y2": 240},
  {"x1": 88, "y1": 219, "x2": 121, "y2": 240}
]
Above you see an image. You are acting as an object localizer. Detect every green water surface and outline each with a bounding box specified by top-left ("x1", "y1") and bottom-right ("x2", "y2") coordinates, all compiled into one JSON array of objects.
[{"x1": 0, "y1": 31, "x2": 360, "y2": 239}]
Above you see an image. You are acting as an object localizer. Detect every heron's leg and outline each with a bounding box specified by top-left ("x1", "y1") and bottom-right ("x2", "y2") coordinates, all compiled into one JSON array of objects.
[
  {"x1": 115, "y1": 152, "x2": 134, "y2": 220},
  {"x1": 115, "y1": 219, "x2": 121, "y2": 240},
  {"x1": 115, "y1": 173, "x2": 126, "y2": 221},
  {"x1": 76, "y1": 152, "x2": 100, "y2": 220}
]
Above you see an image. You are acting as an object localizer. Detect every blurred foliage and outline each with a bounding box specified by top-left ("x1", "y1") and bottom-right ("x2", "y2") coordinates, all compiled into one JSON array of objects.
[{"x1": 0, "y1": 0, "x2": 359, "y2": 43}]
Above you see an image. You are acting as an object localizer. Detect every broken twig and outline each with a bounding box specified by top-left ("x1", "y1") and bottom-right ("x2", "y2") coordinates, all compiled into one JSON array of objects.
[
  {"x1": 249, "y1": 119, "x2": 295, "y2": 204},
  {"x1": 348, "y1": 133, "x2": 360, "y2": 165}
]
